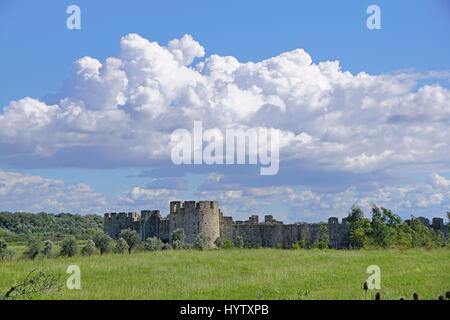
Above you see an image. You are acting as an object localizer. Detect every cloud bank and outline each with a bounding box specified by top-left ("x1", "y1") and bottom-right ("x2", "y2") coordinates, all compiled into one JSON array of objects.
[{"x1": 0, "y1": 33, "x2": 449, "y2": 218}]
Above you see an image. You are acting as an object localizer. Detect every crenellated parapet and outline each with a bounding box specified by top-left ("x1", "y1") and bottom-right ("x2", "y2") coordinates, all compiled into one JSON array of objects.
[
  {"x1": 103, "y1": 202, "x2": 448, "y2": 249},
  {"x1": 104, "y1": 211, "x2": 139, "y2": 239}
]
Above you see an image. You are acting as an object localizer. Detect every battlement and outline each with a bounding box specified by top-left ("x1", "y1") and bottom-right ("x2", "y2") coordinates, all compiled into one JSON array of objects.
[
  {"x1": 328, "y1": 217, "x2": 348, "y2": 225},
  {"x1": 170, "y1": 200, "x2": 219, "y2": 214},
  {"x1": 141, "y1": 210, "x2": 161, "y2": 219},
  {"x1": 103, "y1": 201, "x2": 448, "y2": 249},
  {"x1": 197, "y1": 201, "x2": 219, "y2": 210},
  {"x1": 104, "y1": 212, "x2": 139, "y2": 221}
]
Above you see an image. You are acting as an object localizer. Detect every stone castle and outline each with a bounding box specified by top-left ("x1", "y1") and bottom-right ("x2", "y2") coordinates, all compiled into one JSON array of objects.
[{"x1": 104, "y1": 200, "x2": 448, "y2": 249}]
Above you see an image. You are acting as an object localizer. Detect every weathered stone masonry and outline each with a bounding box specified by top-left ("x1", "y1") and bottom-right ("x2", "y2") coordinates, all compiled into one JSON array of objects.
[{"x1": 104, "y1": 200, "x2": 447, "y2": 249}]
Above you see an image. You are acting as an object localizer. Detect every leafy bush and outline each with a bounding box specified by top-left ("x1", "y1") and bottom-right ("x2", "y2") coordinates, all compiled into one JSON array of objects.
[
  {"x1": 2, "y1": 248, "x2": 16, "y2": 261},
  {"x1": 0, "y1": 240, "x2": 16, "y2": 261},
  {"x1": 24, "y1": 237, "x2": 42, "y2": 260},
  {"x1": 171, "y1": 228, "x2": 185, "y2": 249},
  {"x1": 194, "y1": 232, "x2": 208, "y2": 250},
  {"x1": 59, "y1": 237, "x2": 78, "y2": 257},
  {"x1": 93, "y1": 233, "x2": 113, "y2": 255},
  {"x1": 41, "y1": 240, "x2": 54, "y2": 257},
  {"x1": 223, "y1": 239, "x2": 235, "y2": 249},
  {"x1": 234, "y1": 236, "x2": 243, "y2": 248},
  {"x1": 172, "y1": 239, "x2": 182, "y2": 250},
  {"x1": 311, "y1": 241, "x2": 328, "y2": 249},
  {"x1": 114, "y1": 238, "x2": 129, "y2": 254},
  {"x1": 2, "y1": 269, "x2": 62, "y2": 300},
  {"x1": 81, "y1": 239, "x2": 96, "y2": 256},
  {"x1": 144, "y1": 237, "x2": 164, "y2": 251},
  {"x1": 119, "y1": 229, "x2": 140, "y2": 254}
]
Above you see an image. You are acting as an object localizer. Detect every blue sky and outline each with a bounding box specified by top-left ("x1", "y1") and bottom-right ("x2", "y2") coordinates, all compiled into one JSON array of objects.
[{"x1": 0, "y1": 0, "x2": 449, "y2": 221}]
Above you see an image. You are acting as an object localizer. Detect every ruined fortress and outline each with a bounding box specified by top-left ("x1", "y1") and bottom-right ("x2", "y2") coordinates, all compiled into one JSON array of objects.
[{"x1": 104, "y1": 201, "x2": 448, "y2": 249}]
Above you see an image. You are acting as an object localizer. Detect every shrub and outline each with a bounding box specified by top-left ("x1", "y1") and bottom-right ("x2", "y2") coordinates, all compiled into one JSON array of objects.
[
  {"x1": 276, "y1": 243, "x2": 282, "y2": 249},
  {"x1": 93, "y1": 233, "x2": 114, "y2": 255},
  {"x1": 114, "y1": 238, "x2": 129, "y2": 254},
  {"x1": 214, "y1": 237, "x2": 224, "y2": 249},
  {"x1": 3, "y1": 248, "x2": 16, "y2": 261},
  {"x1": 172, "y1": 239, "x2": 182, "y2": 250},
  {"x1": 172, "y1": 228, "x2": 185, "y2": 243},
  {"x1": 144, "y1": 237, "x2": 164, "y2": 251},
  {"x1": 2, "y1": 269, "x2": 61, "y2": 300},
  {"x1": 194, "y1": 232, "x2": 208, "y2": 250},
  {"x1": 223, "y1": 239, "x2": 235, "y2": 249},
  {"x1": 59, "y1": 237, "x2": 78, "y2": 257},
  {"x1": 119, "y1": 229, "x2": 140, "y2": 254},
  {"x1": 0, "y1": 239, "x2": 7, "y2": 259},
  {"x1": 317, "y1": 241, "x2": 328, "y2": 249},
  {"x1": 81, "y1": 239, "x2": 96, "y2": 256},
  {"x1": 24, "y1": 237, "x2": 42, "y2": 260},
  {"x1": 234, "y1": 236, "x2": 244, "y2": 248},
  {"x1": 292, "y1": 241, "x2": 301, "y2": 250},
  {"x1": 172, "y1": 228, "x2": 185, "y2": 249},
  {"x1": 161, "y1": 242, "x2": 172, "y2": 250},
  {"x1": 41, "y1": 240, "x2": 54, "y2": 257}
]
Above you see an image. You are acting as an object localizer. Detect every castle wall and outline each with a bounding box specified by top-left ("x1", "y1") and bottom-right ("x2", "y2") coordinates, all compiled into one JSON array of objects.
[
  {"x1": 219, "y1": 212, "x2": 233, "y2": 241},
  {"x1": 230, "y1": 222, "x2": 327, "y2": 248},
  {"x1": 327, "y1": 217, "x2": 350, "y2": 249},
  {"x1": 104, "y1": 202, "x2": 447, "y2": 249},
  {"x1": 104, "y1": 212, "x2": 139, "y2": 239}
]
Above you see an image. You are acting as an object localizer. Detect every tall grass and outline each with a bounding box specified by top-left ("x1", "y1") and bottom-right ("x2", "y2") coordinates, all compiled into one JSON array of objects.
[{"x1": 0, "y1": 248, "x2": 448, "y2": 300}]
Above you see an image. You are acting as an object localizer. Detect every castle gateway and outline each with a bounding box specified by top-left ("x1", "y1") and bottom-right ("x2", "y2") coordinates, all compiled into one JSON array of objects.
[{"x1": 104, "y1": 200, "x2": 447, "y2": 249}]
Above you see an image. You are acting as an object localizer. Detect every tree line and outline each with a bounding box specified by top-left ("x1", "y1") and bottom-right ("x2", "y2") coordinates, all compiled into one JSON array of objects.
[
  {"x1": 0, "y1": 211, "x2": 103, "y2": 241},
  {"x1": 346, "y1": 205, "x2": 449, "y2": 249}
]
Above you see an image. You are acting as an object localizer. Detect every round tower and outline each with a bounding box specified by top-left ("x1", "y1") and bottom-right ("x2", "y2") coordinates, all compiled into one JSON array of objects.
[{"x1": 196, "y1": 201, "x2": 220, "y2": 248}]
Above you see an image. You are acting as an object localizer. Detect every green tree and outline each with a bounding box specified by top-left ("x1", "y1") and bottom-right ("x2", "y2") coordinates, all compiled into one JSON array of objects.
[
  {"x1": 41, "y1": 240, "x2": 54, "y2": 257},
  {"x1": 349, "y1": 218, "x2": 372, "y2": 249},
  {"x1": 119, "y1": 229, "x2": 140, "y2": 254},
  {"x1": 346, "y1": 205, "x2": 364, "y2": 224},
  {"x1": 393, "y1": 222, "x2": 413, "y2": 248},
  {"x1": 81, "y1": 239, "x2": 96, "y2": 256},
  {"x1": 194, "y1": 232, "x2": 208, "y2": 250},
  {"x1": 223, "y1": 239, "x2": 235, "y2": 249},
  {"x1": 171, "y1": 228, "x2": 185, "y2": 249},
  {"x1": 143, "y1": 237, "x2": 164, "y2": 251},
  {"x1": 24, "y1": 237, "x2": 42, "y2": 260},
  {"x1": 59, "y1": 237, "x2": 78, "y2": 257},
  {"x1": 319, "y1": 224, "x2": 329, "y2": 245},
  {"x1": 114, "y1": 238, "x2": 129, "y2": 254},
  {"x1": 410, "y1": 217, "x2": 434, "y2": 248},
  {"x1": 93, "y1": 233, "x2": 113, "y2": 255},
  {"x1": 234, "y1": 235, "x2": 244, "y2": 248}
]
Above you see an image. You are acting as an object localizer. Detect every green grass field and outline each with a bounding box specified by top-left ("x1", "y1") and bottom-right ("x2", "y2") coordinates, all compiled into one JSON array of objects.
[{"x1": 0, "y1": 248, "x2": 448, "y2": 300}]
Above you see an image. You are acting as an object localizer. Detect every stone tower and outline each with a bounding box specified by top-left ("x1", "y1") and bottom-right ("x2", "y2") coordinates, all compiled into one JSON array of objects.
[{"x1": 168, "y1": 201, "x2": 220, "y2": 248}]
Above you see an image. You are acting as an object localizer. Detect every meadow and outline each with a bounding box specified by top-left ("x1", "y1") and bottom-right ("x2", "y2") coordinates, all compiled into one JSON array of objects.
[{"x1": 0, "y1": 248, "x2": 449, "y2": 300}]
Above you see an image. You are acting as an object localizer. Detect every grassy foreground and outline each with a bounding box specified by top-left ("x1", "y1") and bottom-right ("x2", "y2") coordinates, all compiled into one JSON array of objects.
[{"x1": 0, "y1": 248, "x2": 449, "y2": 300}]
